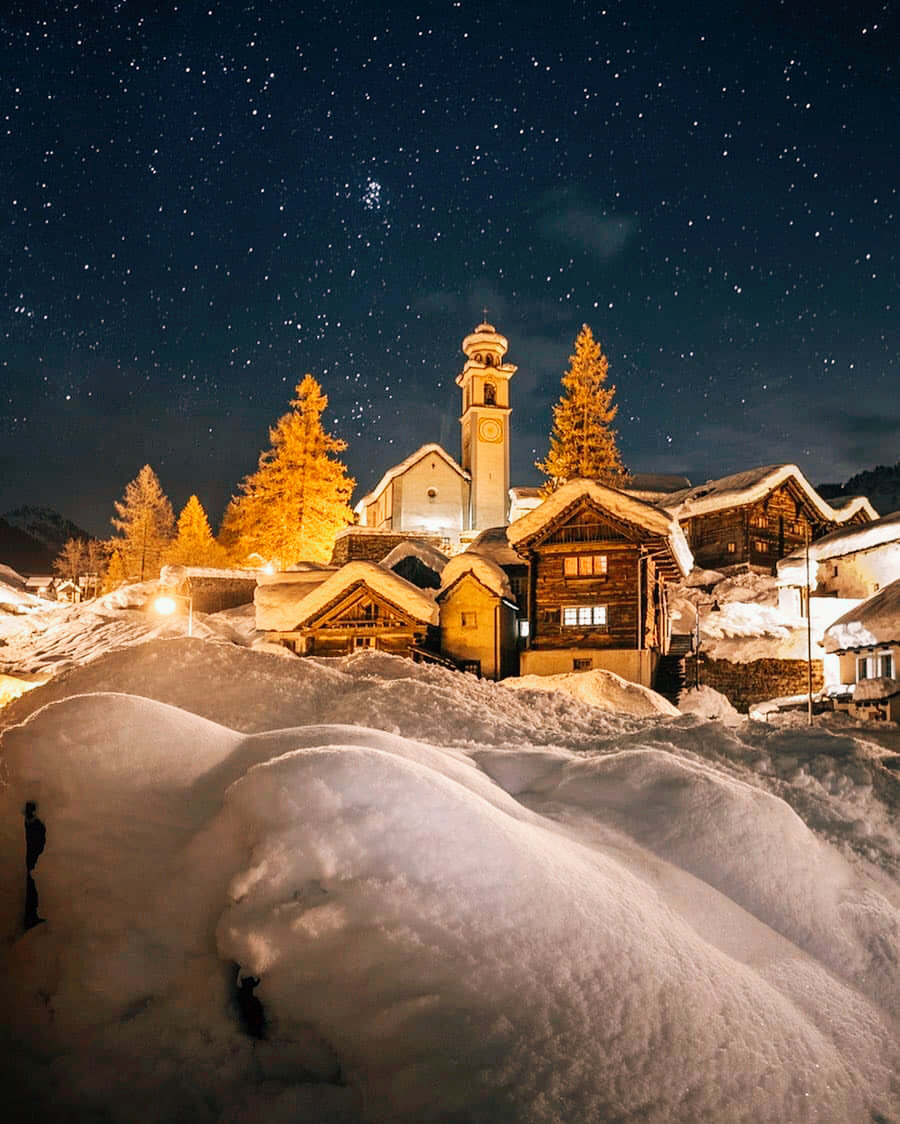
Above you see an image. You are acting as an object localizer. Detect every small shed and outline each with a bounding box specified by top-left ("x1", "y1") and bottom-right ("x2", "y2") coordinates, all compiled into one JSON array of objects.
[{"x1": 437, "y1": 554, "x2": 518, "y2": 680}]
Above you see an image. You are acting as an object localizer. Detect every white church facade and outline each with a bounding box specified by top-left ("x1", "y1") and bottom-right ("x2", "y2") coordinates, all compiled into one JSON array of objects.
[{"x1": 354, "y1": 321, "x2": 517, "y2": 547}]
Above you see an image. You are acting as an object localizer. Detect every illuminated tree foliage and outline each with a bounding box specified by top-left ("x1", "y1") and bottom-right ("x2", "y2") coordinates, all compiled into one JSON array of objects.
[
  {"x1": 109, "y1": 464, "x2": 176, "y2": 582},
  {"x1": 536, "y1": 324, "x2": 628, "y2": 491},
  {"x1": 103, "y1": 548, "x2": 128, "y2": 592},
  {"x1": 221, "y1": 375, "x2": 355, "y2": 568},
  {"x1": 165, "y1": 495, "x2": 228, "y2": 567}
]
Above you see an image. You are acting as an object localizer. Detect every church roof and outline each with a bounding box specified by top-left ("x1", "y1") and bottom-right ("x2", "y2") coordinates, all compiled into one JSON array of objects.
[
  {"x1": 507, "y1": 478, "x2": 693, "y2": 576},
  {"x1": 355, "y1": 443, "x2": 469, "y2": 513}
]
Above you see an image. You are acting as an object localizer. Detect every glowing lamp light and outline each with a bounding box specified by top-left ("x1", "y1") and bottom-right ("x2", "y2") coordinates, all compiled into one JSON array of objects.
[{"x1": 152, "y1": 590, "x2": 193, "y2": 636}]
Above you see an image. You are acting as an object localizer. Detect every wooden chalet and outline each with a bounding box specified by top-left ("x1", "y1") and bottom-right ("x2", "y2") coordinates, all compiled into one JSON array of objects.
[
  {"x1": 260, "y1": 561, "x2": 439, "y2": 659},
  {"x1": 651, "y1": 465, "x2": 877, "y2": 574},
  {"x1": 506, "y1": 480, "x2": 693, "y2": 686}
]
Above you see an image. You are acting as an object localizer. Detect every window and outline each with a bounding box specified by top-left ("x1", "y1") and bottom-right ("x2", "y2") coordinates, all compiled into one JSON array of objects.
[
  {"x1": 484, "y1": 381, "x2": 497, "y2": 405},
  {"x1": 563, "y1": 554, "x2": 608, "y2": 578},
  {"x1": 461, "y1": 611, "x2": 477, "y2": 629},
  {"x1": 518, "y1": 619, "x2": 530, "y2": 638},
  {"x1": 353, "y1": 637, "x2": 375, "y2": 650},
  {"x1": 562, "y1": 605, "x2": 607, "y2": 628},
  {"x1": 754, "y1": 540, "x2": 769, "y2": 553},
  {"x1": 573, "y1": 658, "x2": 592, "y2": 671},
  {"x1": 857, "y1": 652, "x2": 894, "y2": 680},
  {"x1": 751, "y1": 514, "x2": 767, "y2": 528},
  {"x1": 727, "y1": 542, "x2": 736, "y2": 553}
]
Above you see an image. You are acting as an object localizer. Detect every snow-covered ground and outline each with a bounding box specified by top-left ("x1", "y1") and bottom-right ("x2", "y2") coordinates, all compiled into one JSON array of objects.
[{"x1": 0, "y1": 586, "x2": 897, "y2": 1123}]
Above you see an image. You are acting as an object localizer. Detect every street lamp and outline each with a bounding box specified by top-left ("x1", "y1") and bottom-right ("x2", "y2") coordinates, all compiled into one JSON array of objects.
[
  {"x1": 152, "y1": 589, "x2": 193, "y2": 636},
  {"x1": 694, "y1": 598, "x2": 720, "y2": 688}
]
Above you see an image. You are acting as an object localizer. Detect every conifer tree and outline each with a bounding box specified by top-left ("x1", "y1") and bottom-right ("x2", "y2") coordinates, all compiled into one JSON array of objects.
[
  {"x1": 221, "y1": 375, "x2": 355, "y2": 568},
  {"x1": 165, "y1": 495, "x2": 228, "y2": 567},
  {"x1": 103, "y1": 548, "x2": 127, "y2": 591},
  {"x1": 536, "y1": 324, "x2": 628, "y2": 491},
  {"x1": 109, "y1": 465, "x2": 176, "y2": 582}
]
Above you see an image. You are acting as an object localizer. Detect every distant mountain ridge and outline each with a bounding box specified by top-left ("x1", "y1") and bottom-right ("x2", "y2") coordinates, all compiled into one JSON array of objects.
[
  {"x1": 0, "y1": 506, "x2": 93, "y2": 575},
  {"x1": 818, "y1": 461, "x2": 900, "y2": 518}
]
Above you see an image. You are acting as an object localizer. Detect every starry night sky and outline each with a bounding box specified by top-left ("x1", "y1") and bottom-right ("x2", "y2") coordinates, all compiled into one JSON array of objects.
[{"x1": 2, "y1": 1, "x2": 896, "y2": 537}]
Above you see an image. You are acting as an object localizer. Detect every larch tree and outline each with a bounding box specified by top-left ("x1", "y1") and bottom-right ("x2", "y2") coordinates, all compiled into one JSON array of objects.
[
  {"x1": 53, "y1": 537, "x2": 89, "y2": 583},
  {"x1": 165, "y1": 495, "x2": 228, "y2": 567},
  {"x1": 536, "y1": 324, "x2": 629, "y2": 491},
  {"x1": 103, "y1": 548, "x2": 128, "y2": 592},
  {"x1": 221, "y1": 374, "x2": 355, "y2": 568},
  {"x1": 109, "y1": 464, "x2": 176, "y2": 582}
]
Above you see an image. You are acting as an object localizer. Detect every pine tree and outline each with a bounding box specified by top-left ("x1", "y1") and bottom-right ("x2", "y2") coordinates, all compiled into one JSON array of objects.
[
  {"x1": 536, "y1": 324, "x2": 628, "y2": 491},
  {"x1": 165, "y1": 495, "x2": 228, "y2": 567},
  {"x1": 109, "y1": 465, "x2": 176, "y2": 582},
  {"x1": 221, "y1": 375, "x2": 355, "y2": 568}
]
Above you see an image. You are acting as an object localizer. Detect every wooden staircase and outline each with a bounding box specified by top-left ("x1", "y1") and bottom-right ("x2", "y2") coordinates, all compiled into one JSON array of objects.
[{"x1": 653, "y1": 633, "x2": 694, "y2": 706}]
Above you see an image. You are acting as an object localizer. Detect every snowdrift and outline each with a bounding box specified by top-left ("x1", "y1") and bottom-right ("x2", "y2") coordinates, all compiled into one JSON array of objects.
[{"x1": 1, "y1": 641, "x2": 898, "y2": 1122}]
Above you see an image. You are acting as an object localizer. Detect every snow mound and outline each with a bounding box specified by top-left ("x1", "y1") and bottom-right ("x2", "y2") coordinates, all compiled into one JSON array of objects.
[
  {"x1": 679, "y1": 685, "x2": 745, "y2": 725},
  {"x1": 1, "y1": 691, "x2": 896, "y2": 1122},
  {"x1": 504, "y1": 667, "x2": 679, "y2": 717}
]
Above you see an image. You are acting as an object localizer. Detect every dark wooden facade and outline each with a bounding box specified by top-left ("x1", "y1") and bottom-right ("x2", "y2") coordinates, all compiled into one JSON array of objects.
[
  {"x1": 680, "y1": 478, "x2": 866, "y2": 574},
  {"x1": 516, "y1": 498, "x2": 678, "y2": 659},
  {"x1": 285, "y1": 581, "x2": 437, "y2": 658}
]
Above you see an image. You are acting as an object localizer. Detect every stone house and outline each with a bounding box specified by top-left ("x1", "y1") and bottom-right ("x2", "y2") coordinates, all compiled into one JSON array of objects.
[
  {"x1": 823, "y1": 578, "x2": 900, "y2": 722},
  {"x1": 777, "y1": 508, "x2": 900, "y2": 608},
  {"x1": 436, "y1": 553, "x2": 518, "y2": 680}
]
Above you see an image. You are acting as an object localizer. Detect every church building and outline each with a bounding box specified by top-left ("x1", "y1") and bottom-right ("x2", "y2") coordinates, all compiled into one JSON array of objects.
[{"x1": 353, "y1": 321, "x2": 516, "y2": 549}]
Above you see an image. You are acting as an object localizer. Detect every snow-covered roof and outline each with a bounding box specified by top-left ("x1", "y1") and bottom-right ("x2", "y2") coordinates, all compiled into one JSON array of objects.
[
  {"x1": 160, "y1": 565, "x2": 260, "y2": 585},
  {"x1": 355, "y1": 443, "x2": 470, "y2": 513},
  {"x1": 380, "y1": 539, "x2": 449, "y2": 575},
  {"x1": 0, "y1": 563, "x2": 26, "y2": 589},
  {"x1": 438, "y1": 553, "x2": 512, "y2": 600},
  {"x1": 289, "y1": 561, "x2": 439, "y2": 628},
  {"x1": 659, "y1": 464, "x2": 878, "y2": 524},
  {"x1": 823, "y1": 578, "x2": 900, "y2": 652},
  {"x1": 254, "y1": 570, "x2": 335, "y2": 631},
  {"x1": 507, "y1": 479, "x2": 693, "y2": 576},
  {"x1": 466, "y1": 525, "x2": 527, "y2": 568},
  {"x1": 778, "y1": 509, "x2": 900, "y2": 573},
  {"x1": 625, "y1": 473, "x2": 693, "y2": 500},
  {"x1": 852, "y1": 676, "x2": 900, "y2": 702}
]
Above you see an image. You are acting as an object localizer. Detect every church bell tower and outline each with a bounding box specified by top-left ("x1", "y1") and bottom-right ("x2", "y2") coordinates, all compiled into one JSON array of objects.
[{"x1": 456, "y1": 321, "x2": 516, "y2": 530}]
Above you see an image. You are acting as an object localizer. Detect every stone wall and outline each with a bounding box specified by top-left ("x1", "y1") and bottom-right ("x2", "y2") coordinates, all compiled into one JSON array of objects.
[
  {"x1": 697, "y1": 655, "x2": 823, "y2": 713},
  {"x1": 186, "y1": 576, "x2": 258, "y2": 614},
  {"x1": 331, "y1": 529, "x2": 445, "y2": 566}
]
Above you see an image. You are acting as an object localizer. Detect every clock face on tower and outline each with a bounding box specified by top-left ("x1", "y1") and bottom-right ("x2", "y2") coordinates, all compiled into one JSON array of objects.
[{"x1": 478, "y1": 417, "x2": 503, "y2": 443}]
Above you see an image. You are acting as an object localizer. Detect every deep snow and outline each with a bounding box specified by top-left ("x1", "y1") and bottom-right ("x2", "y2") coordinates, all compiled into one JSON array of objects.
[{"x1": 0, "y1": 587, "x2": 897, "y2": 1122}]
